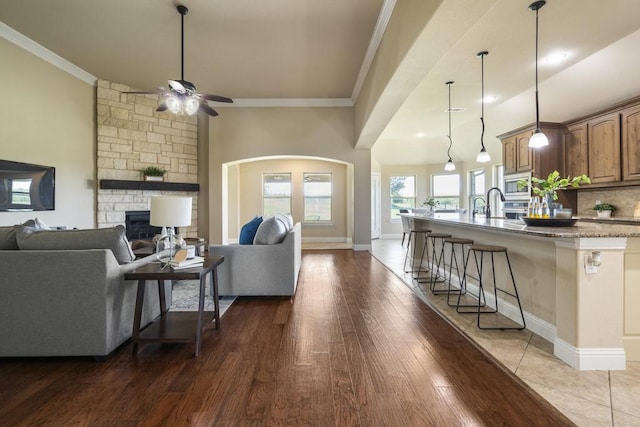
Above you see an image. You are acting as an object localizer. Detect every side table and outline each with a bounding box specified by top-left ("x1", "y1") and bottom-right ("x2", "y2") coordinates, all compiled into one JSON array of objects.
[{"x1": 124, "y1": 255, "x2": 224, "y2": 356}]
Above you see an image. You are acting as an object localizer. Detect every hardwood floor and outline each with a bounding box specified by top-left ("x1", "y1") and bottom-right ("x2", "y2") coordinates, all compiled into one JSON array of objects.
[{"x1": 0, "y1": 250, "x2": 573, "y2": 426}]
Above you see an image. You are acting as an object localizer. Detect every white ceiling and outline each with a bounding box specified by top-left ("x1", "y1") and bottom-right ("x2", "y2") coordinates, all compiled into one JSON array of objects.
[{"x1": 2, "y1": 0, "x2": 640, "y2": 166}]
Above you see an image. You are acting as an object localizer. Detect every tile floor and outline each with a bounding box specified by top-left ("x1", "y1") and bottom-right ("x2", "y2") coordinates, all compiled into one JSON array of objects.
[{"x1": 370, "y1": 238, "x2": 640, "y2": 427}]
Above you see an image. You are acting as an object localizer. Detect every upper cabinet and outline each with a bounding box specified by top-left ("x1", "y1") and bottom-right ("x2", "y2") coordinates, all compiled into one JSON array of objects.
[
  {"x1": 587, "y1": 112, "x2": 620, "y2": 183},
  {"x1": 500, "y1": 123, "x2": 563, "y2": 177},
  {"x1": 622, "y1": 103, "x2": 640, "y2": 181},
  {"x1": 563, "y1": 123, "x2": 588, "y2": 178}
]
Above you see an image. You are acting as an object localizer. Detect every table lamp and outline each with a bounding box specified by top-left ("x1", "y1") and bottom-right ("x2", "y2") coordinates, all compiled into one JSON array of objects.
[{"x1": 150, "y1": 195, "x2": 192, "y2": 264}]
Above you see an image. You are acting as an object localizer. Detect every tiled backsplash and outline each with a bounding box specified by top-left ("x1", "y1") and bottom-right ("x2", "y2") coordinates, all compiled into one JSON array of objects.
[{"x1": 577, "y1": 186, "x2": 640, "y2": 218}]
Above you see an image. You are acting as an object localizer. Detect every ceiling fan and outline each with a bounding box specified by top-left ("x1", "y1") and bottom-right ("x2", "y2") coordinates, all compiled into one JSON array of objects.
[{"x1": 125, "y1": 5, "x2": 232, "y2": 117}]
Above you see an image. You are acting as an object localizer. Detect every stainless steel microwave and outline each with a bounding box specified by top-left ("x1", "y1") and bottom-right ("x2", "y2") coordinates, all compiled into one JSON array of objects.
[{"x1": 503, "y1": 172, "x2": 531, "y2": 201}]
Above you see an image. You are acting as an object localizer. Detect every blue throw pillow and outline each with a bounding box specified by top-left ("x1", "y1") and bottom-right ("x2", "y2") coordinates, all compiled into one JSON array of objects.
[{"x1": 239, "y1": 216, "x2": 263, "y2": 244}]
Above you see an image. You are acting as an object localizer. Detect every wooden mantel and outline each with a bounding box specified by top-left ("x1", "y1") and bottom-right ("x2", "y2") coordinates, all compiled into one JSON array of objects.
[{"x1": 99, "y1": 180, "x2": 199, "y2": 192}]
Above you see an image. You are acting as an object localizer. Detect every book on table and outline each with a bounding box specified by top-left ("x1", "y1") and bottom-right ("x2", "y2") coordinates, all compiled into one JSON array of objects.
[{"x1": 169, "y1": 256, "x2": 204, "y2": 270}]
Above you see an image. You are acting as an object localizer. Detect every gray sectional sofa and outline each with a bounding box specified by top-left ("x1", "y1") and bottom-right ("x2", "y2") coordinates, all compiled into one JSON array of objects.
[
  {"x1": 209, "y1": 220, "x2": 301, "y2": 296},
  {"x1": 0, "y1": 224, "x2": 165, "y2": 358}
]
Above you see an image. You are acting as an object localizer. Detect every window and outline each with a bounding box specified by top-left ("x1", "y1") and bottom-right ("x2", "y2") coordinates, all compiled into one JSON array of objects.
[
  {"x1": 390, "y1": 175, "x2": 415, "y2": 219},
  {"x1": 431, "y1": 173, "x2": 460, "y2": 210},
  {"x1": 263, "y1": 173, "x2": 291, "y2": 216},
  {"x1": 469, "y1": 170, "x2": 485, "y2": 213},
  {"x1": 303, "y1": 173, "x2": 332, "y2": 221},
  {"x1": 10, "y1": 179, "x2": 32, "y2": 206}
]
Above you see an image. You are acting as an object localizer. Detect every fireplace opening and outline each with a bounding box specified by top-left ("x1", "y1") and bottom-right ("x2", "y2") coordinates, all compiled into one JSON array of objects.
[{"x1": 125, "y1": 210, "x2": 177, "y2": 241}]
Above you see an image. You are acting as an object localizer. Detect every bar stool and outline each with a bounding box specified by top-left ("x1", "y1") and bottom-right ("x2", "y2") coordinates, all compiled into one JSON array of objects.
[
  {"x1": 463, "y1": 244, "x2": 526, "y2": 330},
  {"x1": 443, "y1": 237, "x2": 474, "y2": 306},
  {"x1": 403, "y1": 222, "x2": 432, "y2": 279},
  {"x1": 418, "y1": 232, "x2": 451, "y2": 293}
]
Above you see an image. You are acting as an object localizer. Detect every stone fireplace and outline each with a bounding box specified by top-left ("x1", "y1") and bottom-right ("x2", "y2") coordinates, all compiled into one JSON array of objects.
[{"x1": 95, "y1": 79, "x2": 199, "y2": 237}]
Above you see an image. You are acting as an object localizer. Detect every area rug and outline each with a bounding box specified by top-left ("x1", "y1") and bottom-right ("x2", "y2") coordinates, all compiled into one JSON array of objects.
[{"x1": 169, "y1": 279, "x2": 235, "y2": 315}]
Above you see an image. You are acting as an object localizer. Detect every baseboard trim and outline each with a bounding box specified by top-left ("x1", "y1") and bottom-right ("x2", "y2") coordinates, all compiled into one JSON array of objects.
[{"x1": 554, "y1": 338, "x2": 626, "y2": 370}]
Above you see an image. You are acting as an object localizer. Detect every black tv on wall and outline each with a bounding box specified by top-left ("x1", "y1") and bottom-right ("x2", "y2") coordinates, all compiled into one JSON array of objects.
[{"x1": 0, "y1": 159, "x2": 55, "y2": 212}]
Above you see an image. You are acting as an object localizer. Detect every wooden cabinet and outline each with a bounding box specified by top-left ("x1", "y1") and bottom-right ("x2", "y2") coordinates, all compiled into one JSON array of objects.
[
  {"x1": 587, "y1": 112, "x2": 620, "y2": 183},
  {"x1": 503, "y1": 136, "x2": 517, "y2": 174},
  {"x1": 500, "y1": 123, "x2": 563, "y2": 178},
  {"x1": 500, "y1": 129, "x2": 535, "y2": 173},
  {"x1": 622, "y1": 104, "x2": 640, "y2": 181},
  {"x1": 563, "y1": 123, "x2": 588, "y2": 178}
]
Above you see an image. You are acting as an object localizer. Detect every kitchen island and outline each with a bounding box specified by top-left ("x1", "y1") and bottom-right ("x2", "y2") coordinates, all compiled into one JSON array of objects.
[{"x1": 401, "y1": 213, "x2": 640, "y2": 370}]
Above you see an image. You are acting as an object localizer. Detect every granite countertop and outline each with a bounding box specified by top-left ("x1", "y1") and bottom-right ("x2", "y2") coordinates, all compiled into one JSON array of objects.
[{"x1": 401, "y1": 213, "x2": 640, "y2": 238}]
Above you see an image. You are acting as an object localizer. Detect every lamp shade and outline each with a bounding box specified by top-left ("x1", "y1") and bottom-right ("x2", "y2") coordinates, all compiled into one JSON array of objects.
[
  {"x1": 529, "y1": 130, "x2": 549, "y2": 148},
  {"x1": 150, "y1": 196, "x2": 192, "y2": 227}
]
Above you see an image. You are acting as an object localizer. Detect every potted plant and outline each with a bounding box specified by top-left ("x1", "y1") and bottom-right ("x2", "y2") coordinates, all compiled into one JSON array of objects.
[
  {"x1": 593, "y1": 202, "x2": 616, "y2": 218},
  {"x1": 517, "y1": 170, "x2": 590, "y2": 203},
  {"x1": 422, "y1": 197, "x2": 438, "y2": 214},
  {"x1": 140, "y1": 166, "x2": 167, "y2": 182}
]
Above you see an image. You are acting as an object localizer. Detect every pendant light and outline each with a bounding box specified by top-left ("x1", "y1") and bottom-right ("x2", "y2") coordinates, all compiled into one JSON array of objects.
[
  {"x1": 444, "y1": 81, "x2": 456, "y2": 171},
  {"x1": 528, "y1": 0, "x2": 549, "y2": 148},
  {"x1": 476, "y1": 51, "x2": 491, "y2": 163}
]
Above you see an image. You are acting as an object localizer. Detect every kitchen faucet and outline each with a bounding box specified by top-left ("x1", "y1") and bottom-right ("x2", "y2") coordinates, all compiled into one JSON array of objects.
[
  {"x1": 485, "y1": 187, "x2": 506, "y2": 218},
  {"x1": 472, "y1": 196, "x2": 486, "y2": 218}
]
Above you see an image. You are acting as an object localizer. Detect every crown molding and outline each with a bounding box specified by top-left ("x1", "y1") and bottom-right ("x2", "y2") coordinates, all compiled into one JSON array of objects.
[
  {"x1": 225, "y1": 98, "x2": 353, "y2": 108},
  {"x1": 0, "y1": 21, "x2": 97, "y2": 86},
  {"x1": 351, "y1": 0, "x2": 397, "y2": 103}
]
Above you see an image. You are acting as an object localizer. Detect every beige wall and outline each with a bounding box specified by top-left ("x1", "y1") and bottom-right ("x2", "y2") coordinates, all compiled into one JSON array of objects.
[
  {"x1": 208, "y1": 107, "x2": 371, "y2": 247},
  {"x1": 0, "y1": 37, "x2": 95, "y2": 228},
  {"x1": 226, "y1": 158, "x2": 348, "y2": 241}
]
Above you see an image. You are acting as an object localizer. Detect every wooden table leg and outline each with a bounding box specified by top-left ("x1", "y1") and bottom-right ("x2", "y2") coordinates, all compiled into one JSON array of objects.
[
  {"x1": 212, "y1": 270, "x2": 220, "y2": 330},
  {"x1": 194, "y1": 274, "x2": 207, "y2": 357},
  {"x1": 158, "y1": 279, "x2": 167, "y2": 314},
  {"x1": 132, "y1": 279, "x2": 146, "y2": 355}
]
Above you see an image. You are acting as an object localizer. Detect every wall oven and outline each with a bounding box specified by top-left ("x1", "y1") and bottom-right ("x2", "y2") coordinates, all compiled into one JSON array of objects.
[
  {"x1": 502, "y1": 172, "x2": 531, "y2": 219},
  {"x1": 503, "y1": 172, "x2": 531, "y2": 201}
]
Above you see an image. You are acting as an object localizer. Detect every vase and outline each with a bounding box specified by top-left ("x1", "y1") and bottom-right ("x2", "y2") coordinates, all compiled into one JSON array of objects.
[
  {"x1": 144, "y1": 175, "x2": 164, "y2": 182},
  {"x1": 597, "y1": 210, "x2": 612, "y2": 218}
]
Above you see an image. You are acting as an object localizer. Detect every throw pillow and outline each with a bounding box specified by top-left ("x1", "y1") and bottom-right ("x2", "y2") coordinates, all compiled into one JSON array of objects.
[
  {"x1": 273, "y1": 213, "x2": 293, "y2": 231},
  {"x1": 239, "y1": 216, "x2": 263, "y2": 245},
  {"x1": 16, "y1": 224, "x2": 136, "y2": 264},
  {"x1": 253, "y1": 215, "x2": 288, "y2": 245}
]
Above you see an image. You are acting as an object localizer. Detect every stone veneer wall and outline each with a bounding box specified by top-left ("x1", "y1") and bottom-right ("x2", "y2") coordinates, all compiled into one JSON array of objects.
[{"x1": 96, "y1": 79, "x2": 198, "y2": 237}]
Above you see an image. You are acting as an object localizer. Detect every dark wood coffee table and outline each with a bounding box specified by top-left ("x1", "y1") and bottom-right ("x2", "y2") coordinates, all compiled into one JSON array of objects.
[{"x1": 124, "y1": 255, "x2": 224, "y2": 356}]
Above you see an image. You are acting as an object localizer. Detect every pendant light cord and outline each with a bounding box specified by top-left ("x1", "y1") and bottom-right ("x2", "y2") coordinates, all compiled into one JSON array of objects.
[
  {"x1": 534, "y1": 6, "x2": 540, "y2": 130},
  {"x1": 446, "y1": 81, "x2": 453, "y2": 160},
  {"x1": 479, "y1": 51, "x2": 487, "y2": 151},
  {"x1": 180, "y1": 10, "x2": 185, "y2": 81}
]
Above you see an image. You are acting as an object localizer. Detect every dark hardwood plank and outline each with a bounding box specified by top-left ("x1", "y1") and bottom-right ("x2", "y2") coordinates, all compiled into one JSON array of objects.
[{"x1": 0, "y1": 250, "x2": 573, "y2": 426}]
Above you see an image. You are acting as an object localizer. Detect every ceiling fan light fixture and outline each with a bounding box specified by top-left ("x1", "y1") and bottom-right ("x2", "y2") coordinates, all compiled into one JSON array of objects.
[
  {"x1": 476, "y1": 51, "x2": 491, "y2": 163},
  {"x1": 184, "y1": 97, "x2": 200, "y2": 115},
  {"x1": 529, "y1": 0, "x2": 549, "y2": 148},
  {"x1": 166, "y1": 96, "x2": 182, "y2": 114}
]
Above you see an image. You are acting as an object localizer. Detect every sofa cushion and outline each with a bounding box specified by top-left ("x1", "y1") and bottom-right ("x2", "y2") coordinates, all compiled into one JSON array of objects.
[
  {"x1": 16, "y1": 225, "x2": 135, "y2": 264},
  {"x1": 253, "y1": 215, "x2": 289, "y2": 245},
  {"x1": 0, "y1": 220, "x2": 37, "y2": 250},
  {"x1": 239, "y1": 216, "x2": 263, "y2": 245}
]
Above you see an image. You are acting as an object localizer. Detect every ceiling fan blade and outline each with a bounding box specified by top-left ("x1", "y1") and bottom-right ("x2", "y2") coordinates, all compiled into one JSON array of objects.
[
  {"x1": 156, "y1": 103, "x2": 168, "y2": 112},
  {"x1": 199, "y1": 103, "x2": 219, "y2": 117},
  {"x1": 168, "y1": 80, "x2": 186, "y2": 94},
  {"x1": 200, "y1": 94, "x2": 234, "y2": 103}
]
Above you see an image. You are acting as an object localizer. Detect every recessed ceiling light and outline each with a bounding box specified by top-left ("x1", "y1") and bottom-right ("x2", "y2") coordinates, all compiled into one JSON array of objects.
[
  {"x1": 483, "y1": 95, "x2": 497, "y2": 103},
  {"x1": 416, "y1": 132, "x2": 425, "y2": 138},
  {"x1": 544, "y1": 51, "x2": 569, "y2": 65},
  {"x1": 444, "y1": 107, "x2": 467, "y2": 112}
]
